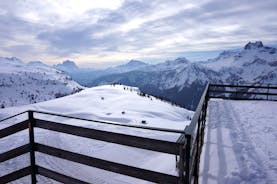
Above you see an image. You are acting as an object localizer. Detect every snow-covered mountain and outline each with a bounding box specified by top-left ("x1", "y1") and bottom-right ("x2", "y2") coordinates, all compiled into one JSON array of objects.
[
  {"x1": 54, "y1": 60, "x2": 79, "y2": 73},
  {"x1": 27, "y1": 61, "x2": 49, "y2": 67},
  {"x1": 0, "y1": 84, "x2": 193, "y2": 184},
  {"x1": 108, "y1": 59, "x2": 148, "y2": 73},
  {"x1": 90, "y1": 41, "x2": 277, "y2": 110},
  {"x1": 0, "y1": 57, "x2": 83, "y2": 108},
  {"x1": 0, "y1": 56, "x2": 23, "y2": 65}
]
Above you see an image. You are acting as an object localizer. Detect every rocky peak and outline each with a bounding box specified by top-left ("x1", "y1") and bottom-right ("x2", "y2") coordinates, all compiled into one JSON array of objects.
[
  {"x1": 126, "y1": 60, "x2": 147, "y2": 67},
  {"x1": 166, "y1": 57, "x2": 190, "y2": 65},
  {"x1": 244, "y1": 41, "x2": 264, "y2": 50}
]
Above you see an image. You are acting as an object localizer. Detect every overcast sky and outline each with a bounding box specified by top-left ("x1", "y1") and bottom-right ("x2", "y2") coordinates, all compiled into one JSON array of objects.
[{"x1": 0, "y1": 0, "x2": 277, "y2": 68}]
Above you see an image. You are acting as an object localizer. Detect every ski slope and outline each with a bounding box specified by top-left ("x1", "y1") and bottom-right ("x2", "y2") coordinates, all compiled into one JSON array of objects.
[
  {"x1": 0, "y1": 84, "x2": 193, "y2": 184},
  {"x1": 199, "y1": 99, "x2": 277, "y2": 184}
]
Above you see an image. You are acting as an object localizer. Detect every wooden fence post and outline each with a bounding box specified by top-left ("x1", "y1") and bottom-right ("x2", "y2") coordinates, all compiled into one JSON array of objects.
[
  {"x1": 178, "y1": 144, "x2": 185, "y2": 184},
  {"x1": 267, "y1": 84, "x2": 270, "y2": 100},
  {"x1": 185, "y1": 135, "x2": 191, "y2": 184},
  {"x1": 28, "y1": 111, "x2": 36, "y2": 184},
  {"x1": 235, "y1": 83, "x2": 238, "y2": 98}
]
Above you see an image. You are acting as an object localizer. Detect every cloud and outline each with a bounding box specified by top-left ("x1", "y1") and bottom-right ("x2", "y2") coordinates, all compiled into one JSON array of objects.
[{"x1": 0, "y1": 0, "x2": 277, "y2": 66}]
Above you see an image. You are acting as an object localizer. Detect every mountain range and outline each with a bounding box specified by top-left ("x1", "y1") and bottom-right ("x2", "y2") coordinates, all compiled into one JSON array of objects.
[
  {"x1": 1, "y1": 41, "x2": 276, "y2": 110},
  {"x1": 82, "y1": 41, "x2": 277, "y2": 110}
]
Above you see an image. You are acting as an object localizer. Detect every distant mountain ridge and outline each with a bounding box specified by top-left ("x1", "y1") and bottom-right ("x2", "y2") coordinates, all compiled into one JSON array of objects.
[
  {"x1": 54, "y1": 60, "x2": 79, "y2": 72},
  {"x1": 105, "y1": 59, "x2": 148, "y2": 73},
  {"x1": 53, "y1": 59, "x2": 149, "y2": 86},
  {"x1": 89, "y1": 41, "x2": 277, "y2": 110},
  {"x1": 122, "y1": 59, "x2": 148, "y2": 67}
]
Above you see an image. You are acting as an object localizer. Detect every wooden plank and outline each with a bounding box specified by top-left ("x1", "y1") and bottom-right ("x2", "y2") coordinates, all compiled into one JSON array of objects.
[
  {"x1": 0, "y1": 120, "x2": 28, "y2": 138},
  {"x1": 209, "y1": 83, "x2": 277, "y2": 89},
  {"x1": 178, "y1": 145, "x2": 185, "y2": 184},
  {"x1": 32, "y1": 110, "x2": 185, "y2": 134},
  {"x1": 37, "y1": 166, "x2": 90, "y2": 184},
  {"x1": 184, "y1": 134, "x2": 191, "y2": 184},
  {"x1": 209, "y1": 90, "x2": 277, "y2": 96},
  {"x1": 35, "y1": 119, "x2": 180, "y2": 155},
  {"x1": 0, "y1": 144, "x2": 29, "y2": 162},
  {"x1": 0, "y1": 166, "x2": 31, "y2": 184},
  {"x1": 0, "y1": 111, "x2": 28, "y2": 123},
  {"x1": 208, "y1": 95, "x2": 277, "y2": 101},
  {"x1": 35, "y1": 143, "x2": 179, "y2": 184}
]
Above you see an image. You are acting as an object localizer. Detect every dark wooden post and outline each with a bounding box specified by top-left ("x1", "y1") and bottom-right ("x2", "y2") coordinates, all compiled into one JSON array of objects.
[
  {"x1": 178, "y1": 144, "x2": 185, "y2": 184},
  {"x1": 267, "y1": 84, "x2": 270, "y2": 100},
  {"x1": 28, "y1": 111, "x2": 36, "y2": 184},
  {"x1": 194, "y1": 115, "x2": 201, "y2": 179},
  {"x1": 235, "y1": 83, "x2": 238, "y2": 98},
  {"x1": 185, "y1": 134, "x2": 191, "y2": 184}
]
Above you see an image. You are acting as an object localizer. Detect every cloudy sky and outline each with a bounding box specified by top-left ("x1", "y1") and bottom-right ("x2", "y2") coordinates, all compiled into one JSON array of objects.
[{"x1": 0, "y1": 0, "x2": 277, "y2": 68}]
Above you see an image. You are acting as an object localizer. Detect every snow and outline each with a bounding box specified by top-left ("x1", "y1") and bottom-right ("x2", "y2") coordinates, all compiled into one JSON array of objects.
[
  {"x1": 199, "y1": 99, "x2": 277, "y2": 184},
  {"x1": 0, "y1": 84, "x2": 193, "y2": 184},
  {"x1": 0, "y1": 58, "x2": 83, "y2": 108},
  {"x1": 202, "y1": 43, "x2": 277, "y2": 72}
]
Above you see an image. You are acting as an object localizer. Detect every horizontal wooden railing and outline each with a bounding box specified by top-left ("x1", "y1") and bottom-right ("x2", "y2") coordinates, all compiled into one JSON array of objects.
[
  {"x1": 35, "y1": 119, "x2": 181, "y2": 154},
  {"x1": 35, "y1": 143, "x2": 179, "y2": 183},
  {"x1": 36, "y1": 166, "x2": 90, "y2": 184},
  {"x1": 0, "y1": 166, "x2": 32, "y2": 184},
  {"x1": 209, "y1": 83, "x2": 277, "y2": 100}
]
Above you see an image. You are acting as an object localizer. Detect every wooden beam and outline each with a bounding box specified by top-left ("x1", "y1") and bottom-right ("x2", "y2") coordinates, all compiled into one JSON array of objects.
[
  {"x1": 209, "y1": 90, "x2": 277, "y2": 96},
  {"x1": 0, "y1": 120, "x2": 28, "y2": 138},
  {"x1": 37, "y1": 166, "x2": 90, "y2": 184},
  {"x1": 35, "y1": 143, "x2": 179, "y2": 184},
  {"x1": 35, "y1": 119, "x2": 180, "y2": 155},
  {"x1": 0, "y1": 144, "x2": 29, "y2": 162},
  {"x1": 0, "y1": 111, "x2": 28, "y2": 123},
  {"x1": 209, "y1": 83, "x2": 277, "y2": 89},
  {"x1": 208, "y1": 96, "x2": 277, "y2": 101},
  {"x1": 32, "y1": 110, "x2": 185, "y2": 134},
  {"x1": 0, "y1": 166, "x2": 31, "y2": 184}
]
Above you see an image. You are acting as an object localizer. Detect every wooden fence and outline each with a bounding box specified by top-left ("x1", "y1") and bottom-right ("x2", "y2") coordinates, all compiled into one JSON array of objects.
[
  {"x1": 2, "y1": 83, "x2": 276, "y2": 183},
  {"x1": 0, "y1": 110, "x2": 191, "y2": 184},
  {"x1": 208, "y1": 83, "x2": 277, "y2": 101}
]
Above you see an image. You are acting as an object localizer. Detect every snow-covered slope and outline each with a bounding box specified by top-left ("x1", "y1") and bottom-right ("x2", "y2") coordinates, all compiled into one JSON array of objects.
[
  {"x1": 0, "y1": 57, "x2": 83, "y2": 108},
  {"x1": 199, "y1": 99, "x2": 277, "y2": 184},
  {"x1": 0, "y1": 84, "x2": 193, "y2": 184}
]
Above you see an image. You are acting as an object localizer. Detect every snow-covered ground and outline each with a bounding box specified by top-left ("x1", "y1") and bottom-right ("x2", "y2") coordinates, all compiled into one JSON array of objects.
[
  {"x1": 0, "y1": 84, "x2": 193, "y2": 184},
  {"x1": 199, "y1": 99, "x2": 277, "y2": 184}
]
